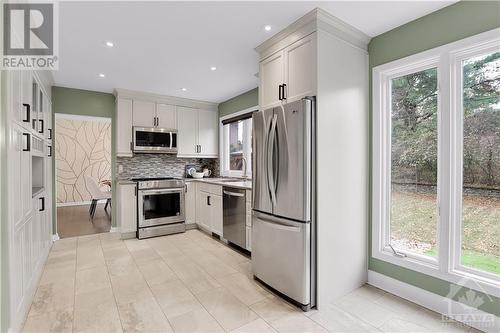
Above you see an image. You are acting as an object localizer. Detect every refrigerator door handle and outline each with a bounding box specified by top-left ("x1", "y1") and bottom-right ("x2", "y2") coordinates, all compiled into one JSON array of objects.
[{"x1": 267, "y1": 114, "x2": 278, "y2": 206}]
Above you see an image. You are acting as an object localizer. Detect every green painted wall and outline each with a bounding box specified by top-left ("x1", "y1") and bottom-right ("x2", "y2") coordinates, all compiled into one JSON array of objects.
[
  {"x1": 51, "y1": 87, "x2": 117, "y2": 229},
  {"x1": 368, "y1": 1, "x2": 500, "y2": 316},
  {"x1": 218, "y1": 87, "x2": 258, "y2": 117}
]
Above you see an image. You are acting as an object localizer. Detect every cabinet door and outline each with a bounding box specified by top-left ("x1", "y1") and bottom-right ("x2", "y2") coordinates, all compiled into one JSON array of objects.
[
  {"x1": 116, "y1": 98, "x2": 133, "y2": 157},
  {"x1": 285, "y1": 34, "x2": 316, "y2": 103},
  {"x1": 132, "y1": 100, "x2": 155, "y2": 127},
  {"x1": 118, "y1": 183, "x2": 137, "y2": 233},
  {"x1": 10, "y1": 71, "x2": 25, "y2": 125},
  {"x1": 21, "y1": 71, "x2": 36, "y2": 131},
  {"x1": 197, "y1": 110, "x2": 218, "y2": 157},
  {"x1": 185, "y1": 182, "x2": 196, "y2": 225},
  {"x1": 177, "y1": 106, "x2": 198, "y2": 156},
  {"x1": 22, "y1": 216, "x2": 33, "y2": 292},
  {"x1": 209, "y1": 194, "x2": 223, "y2": 236},
  {"x1": 10, "y1": 123, "x2": 33, "y2": 226},
  {"x1": 156, "y1": 104, "x2": 177, "y2": 129},
  {"x1": 260, "y1": 50, "x2": 284, "y2": 109},
  {"x1": 196, "y1": 191, "x2": 210, "y2": 231}
]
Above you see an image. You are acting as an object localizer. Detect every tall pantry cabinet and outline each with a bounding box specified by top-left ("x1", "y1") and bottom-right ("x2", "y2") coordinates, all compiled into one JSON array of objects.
[
  {"x1": 5, "y1": 69, "x2": 54, "y2": 332},
  {"x1": 255, "y1": 8, "x2": 370, "y2": 308}
]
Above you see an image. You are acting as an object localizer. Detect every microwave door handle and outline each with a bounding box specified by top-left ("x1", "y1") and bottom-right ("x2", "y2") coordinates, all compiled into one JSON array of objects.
[
  {"x1": 170, "y1": 132, "x2": 173, "y2": 149},
  {"x1": 267, "y1": 114, "x2": 277, "y2": 206}
]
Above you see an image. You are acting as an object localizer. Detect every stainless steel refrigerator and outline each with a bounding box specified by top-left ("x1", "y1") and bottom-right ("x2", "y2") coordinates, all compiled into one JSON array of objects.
[{"x1": 252, "y1": 97, "x2": 316, "y2": 310}]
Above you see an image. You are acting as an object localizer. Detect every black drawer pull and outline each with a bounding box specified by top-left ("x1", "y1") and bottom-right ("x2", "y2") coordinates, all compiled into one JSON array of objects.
[
  {"x1": 39, "y1": 119, "x2": 44, "y2": 134},
  {"x1": 39, "y1": 197, "x2": 45, "y2": 211},
  {"x1": 48, "y1": 128, "x2": 52, "y2": 139},
  {"x1": 48, "y1": 145, "x2": 52, "y2": 157},
  {"x1": 22, "y1": 133, "x2": 30, "y2": 151},
  {"x1": 22, "y1": 104, "x2": 30, "y2": 122}
]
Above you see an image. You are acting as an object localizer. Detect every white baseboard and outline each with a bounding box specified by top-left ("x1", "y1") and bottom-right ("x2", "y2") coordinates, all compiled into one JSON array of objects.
[
  {"x1": 52, "y1": 233, "x2": 60, "y2": 241},
  {"x1": 368, "y1": 270, "x2": 499, "y2": 333},
  {"x1": 110, "y1": 227, "x2": 120, "y2": 233}
]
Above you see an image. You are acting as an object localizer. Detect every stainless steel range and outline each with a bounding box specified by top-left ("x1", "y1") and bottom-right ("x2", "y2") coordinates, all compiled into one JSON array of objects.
[{"x1": 133, "y1": 177, "x2": 186, "y2": 239}]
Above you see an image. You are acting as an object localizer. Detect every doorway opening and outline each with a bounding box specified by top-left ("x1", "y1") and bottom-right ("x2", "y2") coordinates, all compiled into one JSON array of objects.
[{"x1": 55, "y1": 114, "x2": 112, "y2": 238}]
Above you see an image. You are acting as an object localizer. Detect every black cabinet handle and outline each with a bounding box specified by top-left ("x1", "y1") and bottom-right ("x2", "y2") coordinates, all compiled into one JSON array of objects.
[
  {"x1": 39, "y1": 197, "x2": 45, "y2": 211},
  {"x1": 22, "y1": 104, "x2": 30, "y2": 122},
  {"x1": 278, "y1": 84, "x2": 282, "y2": 101},
  {"x1": 282, "y1": 84, "x2": 287, "y2": 99},
  {"x1": 48, "y1": 145, "x2": 52, "y2": 157},
  {"x1": 207, "y1": 195, "x2": 211, "y2": 206},
  {"x1": 48, "y1": 129, "x2": 52, "y2": 139},
  {"x1": 39, "y1": 119, "x2": 44, "y2": 134},
  {"x1": 22, "y1": 133, "x2": 30, "y2": 151}
]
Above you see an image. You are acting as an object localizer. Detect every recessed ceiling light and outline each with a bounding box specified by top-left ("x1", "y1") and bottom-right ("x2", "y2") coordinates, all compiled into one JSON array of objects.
[
  {"x1": 105, "y1": 41, "x2": 114, "y2": 47},
  {"x1": 98, "y1": 73, "x2": 105, "y2": 78},
  {"x1": 210, "y1": 66, "x2": 217, "y2": 71},
  {"x1": 264, "y1": 25, "x2": 272, "y2": 31},
  {"x1": 181, "y1": 88, "x2": 187, "y2": 92}
]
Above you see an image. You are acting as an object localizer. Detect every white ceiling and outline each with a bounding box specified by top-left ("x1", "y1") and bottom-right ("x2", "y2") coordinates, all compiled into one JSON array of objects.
[{"x1": 53, "y1": 1, "x2": 455, "y2": 103}]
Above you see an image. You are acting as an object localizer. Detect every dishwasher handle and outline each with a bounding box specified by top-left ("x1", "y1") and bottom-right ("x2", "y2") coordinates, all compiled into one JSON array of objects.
[{"x1": 223, "y1": 190, "x2": 245, "y2": 197}]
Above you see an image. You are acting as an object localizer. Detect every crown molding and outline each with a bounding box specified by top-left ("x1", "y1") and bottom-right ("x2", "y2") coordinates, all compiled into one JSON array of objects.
[
  {"x1": 255, "y1": 7, "x2": 371, "y2": 58},
  {"x1": 113, "y1": 88, "x2": 218, "y2": 111}
]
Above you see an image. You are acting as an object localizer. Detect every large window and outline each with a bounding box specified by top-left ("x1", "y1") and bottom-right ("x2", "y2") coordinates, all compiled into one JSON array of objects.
[
  {"x1": 460, "y1": 52, "x2": 499, "y2": 276},
  {"x1": 220, "y1": 109, "x2": 254, "y2": 177},
  {"x1": 390, "y1": 68, "x2": 439, "y2": 261},
  {"x1": 373, "y1": 30, "x2": 499, "y2": 294}
]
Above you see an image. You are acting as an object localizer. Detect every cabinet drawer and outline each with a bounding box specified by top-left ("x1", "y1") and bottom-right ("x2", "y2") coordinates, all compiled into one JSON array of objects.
[{"x1": 198, "y1": 182, "x2": 222, "y2": 196}]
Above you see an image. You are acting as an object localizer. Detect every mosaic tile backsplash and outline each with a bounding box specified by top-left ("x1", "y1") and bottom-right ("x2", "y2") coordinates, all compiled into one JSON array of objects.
[{"x1": 117, "y1": 154, "x2": 219, "y2": 179}]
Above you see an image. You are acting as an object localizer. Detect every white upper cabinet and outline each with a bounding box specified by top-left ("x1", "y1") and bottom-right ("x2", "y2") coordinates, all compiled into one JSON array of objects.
[
  {"x1": 132, "y1": 100, "x2": 156, "y2": 127},
  {"x1": 156, "y1": 103, "x2": 177, "y2": 129},
  {"x1": 177, "y1": 106, "x2": 198, "y2": 156},
  {"x1": 116, "y1": 98, "x2": 133, "y2": 157},
  {"x1": 197, "y1": 109, "x2": 218, "y2": 157},
  {"x1": 259, "y1": 32, "x2": 317, "y2": 109},
  {"x1": 285, "y1": 34, "x2": 316, "y2": 103},
  {"x1": 114, "y1": 89, "x2": 218, "y2": 157},
  {"x1": 177, "y1": 107, "x2": 218, "y2": 158},
  {"x1": 260, "y1": 51, "x2": 285, "y2": 110}
]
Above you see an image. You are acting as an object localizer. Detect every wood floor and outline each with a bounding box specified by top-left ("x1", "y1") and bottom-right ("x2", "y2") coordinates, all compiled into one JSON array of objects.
[
  {"x1": 57, "y1": 203, "x2": 111, "y2": 239},
  {"x1": 22, "y1": 230, "x2": 474, "y2": 333}
]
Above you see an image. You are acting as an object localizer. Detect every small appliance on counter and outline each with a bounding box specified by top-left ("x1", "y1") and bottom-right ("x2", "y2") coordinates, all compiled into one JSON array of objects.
[
  {"x1": 132, "y1": 177, "x2": 185, "y2": 239},
  {"x1": 185, "y1": 164, "x2": 197, "y2": 178}
]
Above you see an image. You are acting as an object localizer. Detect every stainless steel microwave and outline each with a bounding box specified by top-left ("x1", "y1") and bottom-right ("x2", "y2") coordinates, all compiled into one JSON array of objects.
[{"x1": 133, "y1": 127, "x2": 178, "y2": 154}]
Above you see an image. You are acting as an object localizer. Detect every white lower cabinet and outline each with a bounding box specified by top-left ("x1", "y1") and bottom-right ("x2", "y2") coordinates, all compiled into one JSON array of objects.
[
  {"x1": 195, "y1": 184, "x2": 223, "y2": 236},
  {"x1": 210, "y1": 194, "x2": 223, "y2": 236},
  {"x1": 117, "y1": 183, "x2": 137, "y2": 235},
  {"x1": 185, "y1": 182, "x2": 196, "y2": 225}
]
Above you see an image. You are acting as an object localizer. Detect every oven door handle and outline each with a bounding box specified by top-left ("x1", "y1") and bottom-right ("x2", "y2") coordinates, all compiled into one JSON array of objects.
[{"x1": 139, "y1": 188, "x2": 183, "y2": 195}]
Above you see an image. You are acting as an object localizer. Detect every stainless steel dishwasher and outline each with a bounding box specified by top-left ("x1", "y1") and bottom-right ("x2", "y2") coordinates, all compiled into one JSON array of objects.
[{"x1": 223, "y1": 187, "x2": 246, "y2": 248}]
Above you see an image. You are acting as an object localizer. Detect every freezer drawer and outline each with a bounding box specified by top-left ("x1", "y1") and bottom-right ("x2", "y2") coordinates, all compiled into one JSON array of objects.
[{"x1": 252, "y1": 211, "x2": 311, "y2": 305}]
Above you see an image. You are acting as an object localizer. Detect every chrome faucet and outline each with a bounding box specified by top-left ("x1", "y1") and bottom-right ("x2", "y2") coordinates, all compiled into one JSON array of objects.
[{"x1": 242, "y1": 156, "x2": 248, "y2": 180}]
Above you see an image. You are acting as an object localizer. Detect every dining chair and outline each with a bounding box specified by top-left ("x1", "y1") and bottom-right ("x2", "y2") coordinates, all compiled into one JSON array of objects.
[{"x1": 85, "y1": 176, "x2": 112, "y2": 219}]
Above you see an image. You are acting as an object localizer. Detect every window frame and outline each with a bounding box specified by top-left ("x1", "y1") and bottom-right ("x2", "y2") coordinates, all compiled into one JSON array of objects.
[
  {"x1": 219, "y1": 106, "x2": 256, "y2": 178},
  {"x1": 372, "y1": 28, "x2": 500, "y2": 297}
]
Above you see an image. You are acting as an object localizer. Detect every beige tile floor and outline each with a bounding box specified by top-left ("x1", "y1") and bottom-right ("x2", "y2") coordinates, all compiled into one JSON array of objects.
[{"x1": 22, "y1": 229, "x2": 474, "y2": 333}]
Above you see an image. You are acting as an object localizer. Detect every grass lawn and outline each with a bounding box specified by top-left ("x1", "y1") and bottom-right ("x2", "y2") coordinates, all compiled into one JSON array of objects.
[{"x1": 391, "y1": 190, "x2": 500, "y2": 275}]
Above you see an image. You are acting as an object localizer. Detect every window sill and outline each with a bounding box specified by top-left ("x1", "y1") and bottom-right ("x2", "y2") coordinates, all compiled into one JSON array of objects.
[{"x1": 372, "y1": 250, "x2": 500, "y2": 297}]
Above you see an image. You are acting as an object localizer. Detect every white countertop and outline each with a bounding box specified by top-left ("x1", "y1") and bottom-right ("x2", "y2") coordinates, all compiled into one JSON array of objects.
[{"x1": 117, "y1": 177, "x2": 252, "y2": 190}]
